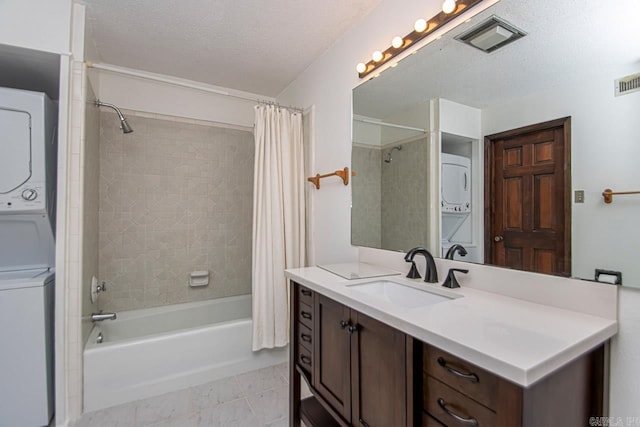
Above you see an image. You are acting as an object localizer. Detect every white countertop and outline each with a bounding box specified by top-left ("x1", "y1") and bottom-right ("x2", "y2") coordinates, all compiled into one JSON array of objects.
[{"x1": 285, "y1": 265, "x2": 618, "y2": 387}]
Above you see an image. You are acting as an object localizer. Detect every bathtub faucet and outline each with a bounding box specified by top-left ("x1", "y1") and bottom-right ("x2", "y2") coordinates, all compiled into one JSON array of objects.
[{"x1": 91, "y1": 312, "x2": 117, "y2": 322}]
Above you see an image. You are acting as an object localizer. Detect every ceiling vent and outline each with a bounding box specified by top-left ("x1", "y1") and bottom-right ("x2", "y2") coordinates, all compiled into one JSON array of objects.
[
  {"x1": 615, "y1": 73, "x2": 640, "y2": 97},
  {"x1": 455, "y1": 16, "x2": 526, "y2": 53}
]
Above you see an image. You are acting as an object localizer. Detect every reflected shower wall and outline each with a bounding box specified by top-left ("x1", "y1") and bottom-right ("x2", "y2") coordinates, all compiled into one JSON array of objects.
[
  {"x1": 98, "y1": 112, "x2": 254, "y2": 311},
  {"x1": 351, "y1": 137, "x2": 428, "y2": 252}
]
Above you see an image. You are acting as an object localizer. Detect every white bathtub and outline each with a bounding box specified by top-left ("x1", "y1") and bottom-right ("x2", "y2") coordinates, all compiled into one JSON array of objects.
[{"x1": 83, "y1": 295, "x2": 288, "y2": 412}]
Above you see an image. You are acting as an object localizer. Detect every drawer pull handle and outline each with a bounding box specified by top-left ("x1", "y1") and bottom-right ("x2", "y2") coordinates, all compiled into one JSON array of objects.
[
  {"x1": 301, "y1": 311, "x2": 312, "y2": 320},
  {"x1": 437, "y1": 398, "x2": 478, "y2": 426},
  {"x1": 359, "y1": 418, "x2": 370, "y2": 427},
  {"x1": 301, "y1": 289, "x2": 312, "y2": 296},
  {"x1": 301, "y1": 333, "x2": 312, "y2": 343},
  {"x1": 300, "y1": 355, "x2": 312, "y2": 365},
  {"x1": 437, "y1": 357, "x2": 479, "y2": 383}
]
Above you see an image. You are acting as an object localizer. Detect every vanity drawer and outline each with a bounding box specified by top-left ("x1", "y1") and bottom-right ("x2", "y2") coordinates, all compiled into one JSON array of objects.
[
  {"x1": 298, "y1": 322, "x2": 313, "y2": 351},
  {"x1": 297, "y1": 284, "x2": 314, "y2": 306},
  {"x1": 424, "y1": 375, "x2": 496, "y2": 427},
  {"x1": 298, "y1": 302, "x2": 313, "y2": 329},
  {"x1": 424, "y1": 344, "x2": 498, "y2": 409},
  {"x1": 297, "y1": 341, "x2": 313, "y2": 377}
]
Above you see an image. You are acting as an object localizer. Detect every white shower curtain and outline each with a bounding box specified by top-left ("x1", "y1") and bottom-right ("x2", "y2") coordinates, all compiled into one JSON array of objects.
[{"x1": 252, "y1": 105, "x2": 306, "y2": 351}]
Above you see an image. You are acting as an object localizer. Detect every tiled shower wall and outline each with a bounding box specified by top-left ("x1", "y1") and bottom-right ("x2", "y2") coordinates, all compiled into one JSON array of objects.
[
  {"x1": 351, "y1": 146, "x2": 382, "y2": 248},
  {"x1": 351, "y1": 138, "x2": 428, "y2": 252},
  {"x1": 98, "y1": 112, "x2": 254, "y2": 312},
  {"x1": 381, "y1": 137, "x2": 428, "y2": 251}
]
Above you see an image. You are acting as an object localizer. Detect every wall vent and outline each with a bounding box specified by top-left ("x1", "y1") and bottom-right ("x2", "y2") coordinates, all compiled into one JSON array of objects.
[{"x1": 615, "y1": 73, "x2": 640, "y2": 97}]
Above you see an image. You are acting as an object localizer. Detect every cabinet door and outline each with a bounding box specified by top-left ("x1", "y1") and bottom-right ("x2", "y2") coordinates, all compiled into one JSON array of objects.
[
  {"x1": 313, "y1": 294, "x2": 352, "y2": 423},
  {"x1": 350, "y1": 311, "x2": 407, "y2": 427}
]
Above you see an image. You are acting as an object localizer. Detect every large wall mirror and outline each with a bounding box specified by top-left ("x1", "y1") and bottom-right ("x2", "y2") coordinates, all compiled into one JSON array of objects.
[{"x1": 351, "y1": 0, "x2": 640, "y2": 288}]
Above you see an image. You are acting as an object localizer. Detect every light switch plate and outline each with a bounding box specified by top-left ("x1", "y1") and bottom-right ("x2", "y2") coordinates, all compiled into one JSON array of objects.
[{"x1": 575, "y1": 190, "x2": 585, "y2": 203}]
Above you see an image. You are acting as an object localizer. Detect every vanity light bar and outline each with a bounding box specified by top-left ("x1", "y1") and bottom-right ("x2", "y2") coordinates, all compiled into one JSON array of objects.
[{"x1": 356, "y1": 0, "x2": 484, "y2": 79}]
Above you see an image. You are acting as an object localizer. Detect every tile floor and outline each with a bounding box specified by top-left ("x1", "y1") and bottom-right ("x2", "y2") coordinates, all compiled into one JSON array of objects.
[{"x1": 74, "y1": 362, "x2": 310, "y2": 427}]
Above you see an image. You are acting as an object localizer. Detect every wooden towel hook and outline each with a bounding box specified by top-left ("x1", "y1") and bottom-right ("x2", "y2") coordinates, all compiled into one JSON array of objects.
[{"x1": 308, "y1": 167, "x2": 356, "y2": 190}]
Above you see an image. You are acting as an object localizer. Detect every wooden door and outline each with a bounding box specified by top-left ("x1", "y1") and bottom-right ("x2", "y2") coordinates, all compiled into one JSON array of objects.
[
  {"x1": 485, "y1": 117, "x2": 571, "y2": 276},
  {"x1": 350, "y1": 311, "x2": 407, "y2": 427},
  {"x1": 313, "y1": 294, "x2": 352, "y2": 423}
]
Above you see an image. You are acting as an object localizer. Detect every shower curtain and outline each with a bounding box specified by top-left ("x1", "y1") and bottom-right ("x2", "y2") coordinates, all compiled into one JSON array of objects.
[{"x1": 252, "y1": 104, "x2": 306, "y2": 351}]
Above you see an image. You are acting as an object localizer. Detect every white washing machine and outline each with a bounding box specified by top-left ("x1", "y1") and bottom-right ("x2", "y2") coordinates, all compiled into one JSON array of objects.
[
  {"x1": 0, "y1": 269, "x2": 55, "y2": 427},
  {"x1": 0, "y1": 87, "x2": 57, "y2": 427}
]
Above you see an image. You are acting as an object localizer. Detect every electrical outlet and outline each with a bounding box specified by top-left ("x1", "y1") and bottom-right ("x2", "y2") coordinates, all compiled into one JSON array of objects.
[{"x1": 575, "y1": 190, "x2": 585, "y2": 203}]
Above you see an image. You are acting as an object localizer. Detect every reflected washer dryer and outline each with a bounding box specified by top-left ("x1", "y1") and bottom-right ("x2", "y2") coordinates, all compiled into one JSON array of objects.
[{"x1": 0, "y1": 87, "x2": 57, "y2": 427}]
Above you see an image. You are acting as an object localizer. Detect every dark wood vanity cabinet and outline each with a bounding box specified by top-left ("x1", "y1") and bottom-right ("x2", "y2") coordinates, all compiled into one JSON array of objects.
[
  {"x1": 290, "y1": 281, "x2": 605, "y2": 427},
  {"x1": 420, "y1": 343, "x2": 604, "y2": 427},
  {"x1": 290, "y1": 282, "x2": 410, "y2": 427}
]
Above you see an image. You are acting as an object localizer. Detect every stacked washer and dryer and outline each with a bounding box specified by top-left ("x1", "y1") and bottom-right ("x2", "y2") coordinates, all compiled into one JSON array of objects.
[{"x1": 0, "y1": 87, "x2": 57, "y2": 426}]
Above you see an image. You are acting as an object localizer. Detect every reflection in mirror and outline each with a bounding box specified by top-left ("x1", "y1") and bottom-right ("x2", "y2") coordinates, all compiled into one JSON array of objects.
[{"x1": 351, "y1": 0, "x2": 640, "y2": 287}]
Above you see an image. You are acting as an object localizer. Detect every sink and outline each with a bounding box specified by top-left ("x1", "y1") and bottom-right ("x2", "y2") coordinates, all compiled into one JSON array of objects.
[{"x1": 347, "y1": 280, "x2": 458, "y2": 309}]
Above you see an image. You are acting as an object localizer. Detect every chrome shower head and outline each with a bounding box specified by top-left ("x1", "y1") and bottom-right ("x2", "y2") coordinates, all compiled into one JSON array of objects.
[
  {"x1": 120, "y1": 117, "x2": 133, "y2": 134},
  {"x1": 384, "y1": 145, "x2": 403, "y2": 163},
  {"x1": 95, "y1": 99, "x2": 134, "y2": 134}
]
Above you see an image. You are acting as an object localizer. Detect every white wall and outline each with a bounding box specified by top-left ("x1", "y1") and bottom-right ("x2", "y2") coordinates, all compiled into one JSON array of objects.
[
  {"x1": 277, "y1": 0, "x2": 640, "y2": 415},
  {"x1": 278, "y1": 0, "x2": 444, "y2": 264},
  {"x1": 0, "y1": 0, "x2": 72, "y2": 54},
  {"x1": 97, "y1": 71, "x2": 270, "y2": 128}
]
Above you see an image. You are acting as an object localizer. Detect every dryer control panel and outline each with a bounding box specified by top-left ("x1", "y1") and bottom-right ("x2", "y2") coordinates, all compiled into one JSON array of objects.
[{"x1": 0, "y1": 182, "x2": 46, "y2": 213}]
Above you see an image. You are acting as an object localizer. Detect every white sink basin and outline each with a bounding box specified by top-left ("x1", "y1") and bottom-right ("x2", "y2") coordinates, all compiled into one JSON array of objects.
[{"x1": 347, "y1": 280, "x2": 458, "y2": 309}]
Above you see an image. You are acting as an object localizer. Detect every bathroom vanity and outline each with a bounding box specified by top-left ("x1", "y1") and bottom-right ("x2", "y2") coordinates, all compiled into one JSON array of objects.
[{"x1": 286, "y1": 264, "x2": 617, "y2": 427}]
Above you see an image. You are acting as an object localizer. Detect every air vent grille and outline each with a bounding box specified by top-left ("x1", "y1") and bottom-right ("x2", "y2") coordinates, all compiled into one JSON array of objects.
[{"x1": 615, "y1": 73, "x2": 640, "y2": 97}]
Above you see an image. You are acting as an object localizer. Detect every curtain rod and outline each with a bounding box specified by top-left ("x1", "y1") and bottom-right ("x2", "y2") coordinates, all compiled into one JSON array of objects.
[
  {"x1": 85, "y1": 61, "x2": 303, "y2": 113},
  {"x1": 354, "y1": 117, "x2": 426, "y2": 133}
]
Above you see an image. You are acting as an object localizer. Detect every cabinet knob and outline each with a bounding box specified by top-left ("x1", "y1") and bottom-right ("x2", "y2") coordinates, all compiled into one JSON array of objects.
[
  {"x1": 339, "y1": 320, "x2": 349, "y2": 329},
  {"x1": 494, "y1": 235, "x2": 504, "y2": 242},
  {"x1": 347, "y1": 324, "x2": 359, "y2": 334}
]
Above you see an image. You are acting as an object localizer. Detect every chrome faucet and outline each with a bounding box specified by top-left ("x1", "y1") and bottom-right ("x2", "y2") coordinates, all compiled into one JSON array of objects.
[
  {"x1": 91, "y1": 312, "x2": 117, "y2": 322},
  {"x1": 404, "y1": 247, "x2": 438, "y2": 283},
  {"x1": 445, "y1": 244, "x2": 468, "y2": 260}
]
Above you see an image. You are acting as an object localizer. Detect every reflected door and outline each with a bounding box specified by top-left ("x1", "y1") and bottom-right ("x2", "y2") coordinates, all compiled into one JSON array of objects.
[{"x1": 485, "y1": 117, "x2": 571, "y2": 276}]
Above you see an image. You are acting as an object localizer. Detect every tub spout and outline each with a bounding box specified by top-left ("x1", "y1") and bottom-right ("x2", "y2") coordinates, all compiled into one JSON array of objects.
[{"x1": 91, "y1": 312, "x2": 117, "y2": 322}]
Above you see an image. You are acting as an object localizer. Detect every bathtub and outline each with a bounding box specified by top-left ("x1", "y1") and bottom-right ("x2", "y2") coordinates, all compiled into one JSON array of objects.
[{"x1": 83, "y1": 295, "x2": 288, "y2": 412}]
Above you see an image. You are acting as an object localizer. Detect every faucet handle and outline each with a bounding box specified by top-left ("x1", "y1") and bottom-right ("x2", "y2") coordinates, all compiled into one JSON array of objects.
[
  {"x1": 442, "y1": 268, "x2": 469, "y2": 289},
  {"x1": 97, "y1": 281, "x2": 107, "y2": 293},
  {"x1": 406, "y1": 261, "x2": 422, "y2": 279}
]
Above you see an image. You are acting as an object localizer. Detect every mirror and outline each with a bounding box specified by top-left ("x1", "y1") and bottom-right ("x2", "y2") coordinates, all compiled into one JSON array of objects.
[{"x1": 352, "y1": 0, "x2": 640, "y2": 287}]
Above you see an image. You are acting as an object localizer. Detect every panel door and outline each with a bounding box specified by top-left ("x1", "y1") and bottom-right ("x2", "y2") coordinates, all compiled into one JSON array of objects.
[
  {"x1": 486, "y1": 117, "x2": 571, "y2": 276},
  {"x1": 313, "y1": 294, "x2": 352, "y2": 423},
  {"x1": 350, "y1": 310, "x2": 407, "y2": 427}
]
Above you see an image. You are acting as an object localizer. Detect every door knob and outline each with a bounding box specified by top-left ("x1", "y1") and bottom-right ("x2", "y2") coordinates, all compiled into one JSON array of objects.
[{"x1": 494, "y1": 235, "x2": 504, "y2": 242}]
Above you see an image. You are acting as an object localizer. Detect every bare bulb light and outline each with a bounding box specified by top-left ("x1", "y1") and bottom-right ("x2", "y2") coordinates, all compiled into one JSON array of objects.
[
  {"x1": 391, "y1": 36, "x2": 403, "y2": 49},
  {"x1": 442, "y1": 0, "x2": 457, "y2": 14},
  {"x1": 414, "y1": 18, "x2": 428, "y2": 32},
  {"x1": 356, "y1": 63, "x2": 367, "y2": 73},
  {"x1": 372, "y1": 50, "x2": 383, "y2": 62}
]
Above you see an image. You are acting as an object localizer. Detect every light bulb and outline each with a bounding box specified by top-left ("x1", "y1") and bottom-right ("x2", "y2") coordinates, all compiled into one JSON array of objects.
[
  {"x1": 391, "y1": 36, "x2": 403, "y2": 49},
  {"x1": 372, "y1": 51, "x2": 383, "y2": 62},
  {"x1": 414, "y1": 18, "x2": 427, "y2": 32},
  {"x1": 356, "y1": 63, "x2": 367, "y2": 74},
  {"x1": 442, "y1": 0, "x2": 457, "y2": 14}
]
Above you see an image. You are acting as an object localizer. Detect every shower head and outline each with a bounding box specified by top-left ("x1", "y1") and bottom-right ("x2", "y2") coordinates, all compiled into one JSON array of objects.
[
  {"x1": 95, "y1": 99, "x2": 134, "y2": 134},
  {"x1": 384, "y1": 145, "x2": 403, "y2": 163}
]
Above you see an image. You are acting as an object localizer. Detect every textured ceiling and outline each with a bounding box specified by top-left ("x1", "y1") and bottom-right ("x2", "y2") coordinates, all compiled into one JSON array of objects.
[
  {"x1": 354, "y1": 0, "x2": 640, "y2": 120},
  {"x1": 83, "y1": 0, "x2": 382, "y2": 96}
]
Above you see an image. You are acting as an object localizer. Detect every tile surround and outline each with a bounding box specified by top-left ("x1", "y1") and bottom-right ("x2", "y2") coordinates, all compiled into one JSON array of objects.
[{"x1": 98, "y1": 112, "x2": 255, "y2": 312}]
